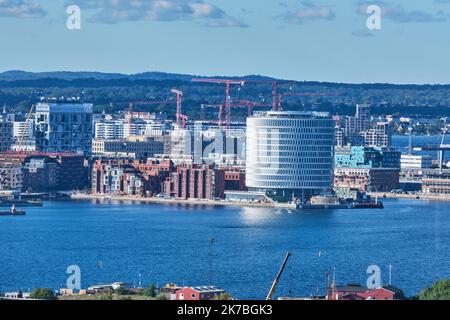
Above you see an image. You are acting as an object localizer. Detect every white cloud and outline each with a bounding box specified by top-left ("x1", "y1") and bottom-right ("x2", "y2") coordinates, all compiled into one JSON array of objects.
[
  {"x1": 357, "y1": 1, "x2": 447, "y2": 23},
  {"x1": 0, "y1": 0, "x2": 46, "y2": 18},
  {"x1": 70, "y1": 0, "x2": 248, "y2": 28},
  {"x1": 276, "y1": 1, "x2": 335, "y2": 25}
]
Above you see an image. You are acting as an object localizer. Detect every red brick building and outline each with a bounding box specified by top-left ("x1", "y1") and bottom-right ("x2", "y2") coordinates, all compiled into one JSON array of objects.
[
  {"x1": 91, "y1": 158, "x2": 246, "y2": 200},
  {"x1": 166, "y1": 163, "x2": 224, "y2": 200},
  {"x1": 334, "y1": 168, "x2": 400, "y2": 192},
  {"x1": 219, "y1": 167, "x2": 246, "y2": 192}
]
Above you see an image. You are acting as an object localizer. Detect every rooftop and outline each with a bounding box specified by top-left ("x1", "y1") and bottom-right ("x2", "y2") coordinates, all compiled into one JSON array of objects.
[{"x1": 252, "y1": 111, "x2": 331, "y2": 119}]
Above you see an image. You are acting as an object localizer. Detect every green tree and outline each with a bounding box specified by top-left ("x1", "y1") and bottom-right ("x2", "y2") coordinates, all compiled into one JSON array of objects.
[
  {"x1": 115, "y1": 287, "x2": 127, "y2": 296},
  {"x1": 99, "y1": 293, "x2": 113, "y2": 301},
  {"x1": 29, "y1": 288, "x2": 56, "y2": 300},
  {"x1": 143, "y1": 284, "x2": 157, "y2": 298},
  {"x1": 213, "y1": 293, "x2": 233, "y2": 301},
  {"x1": 156, "y1": 294, "x2": 168, "y2": 300},
  {"x1": 419, "y1": 279, "x2": 450, "y2": 300}
]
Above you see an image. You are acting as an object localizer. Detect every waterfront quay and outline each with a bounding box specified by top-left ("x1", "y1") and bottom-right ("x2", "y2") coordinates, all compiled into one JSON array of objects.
[
  {"x1": 369, "y1": 191, "x2": 450, "y2": 202},
  {"x1": 70, "y1": 192, "x2": 297, "y2": 209}
]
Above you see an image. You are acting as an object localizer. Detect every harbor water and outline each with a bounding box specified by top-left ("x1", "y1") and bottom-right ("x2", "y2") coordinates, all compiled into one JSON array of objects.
[{"x1": 1, "y1": 198, "x2": 449, "y2": 299}]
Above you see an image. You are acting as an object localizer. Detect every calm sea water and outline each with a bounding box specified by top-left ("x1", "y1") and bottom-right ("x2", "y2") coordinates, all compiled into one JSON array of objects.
[
  {"x1": 1, "y1": 199, "x2": 450, "y2": 299},
  {"x1": 392, "y1": 135, "x2": 450, "y2": 161}
]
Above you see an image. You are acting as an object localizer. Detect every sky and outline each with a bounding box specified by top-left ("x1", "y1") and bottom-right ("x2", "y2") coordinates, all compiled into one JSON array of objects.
[{"x1": 0, "y1": 0, "x2": 450, "y2": 84}]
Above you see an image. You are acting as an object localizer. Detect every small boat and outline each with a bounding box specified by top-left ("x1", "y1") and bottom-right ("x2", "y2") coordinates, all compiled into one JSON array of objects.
[
  {"x1": 0, "y1": 211, "x2": 26, "y2": 216},
  {"x1": 0, "y1": 205, "x2": 26, "y2": 216}
]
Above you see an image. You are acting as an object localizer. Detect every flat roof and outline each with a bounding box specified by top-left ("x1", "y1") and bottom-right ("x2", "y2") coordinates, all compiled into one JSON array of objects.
[{"x1": 252, "y1": 111, "x2": 331, "y2": 118}]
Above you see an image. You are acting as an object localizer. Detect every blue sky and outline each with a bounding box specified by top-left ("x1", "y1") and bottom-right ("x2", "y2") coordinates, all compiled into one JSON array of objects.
[{"x1": 0, "y1": 0, "x2": 450, "y2": 84}]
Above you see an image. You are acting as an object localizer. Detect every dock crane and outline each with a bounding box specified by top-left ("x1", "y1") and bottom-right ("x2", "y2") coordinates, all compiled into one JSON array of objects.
[{"x1": 266, "y1": 252, "x2": 292, "y2": 300}]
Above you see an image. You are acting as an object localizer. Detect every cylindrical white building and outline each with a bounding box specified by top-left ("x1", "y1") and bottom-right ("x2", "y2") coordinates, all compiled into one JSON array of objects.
[{"x1": 246, "y1": 111, "x2": 335, "y2": 201}]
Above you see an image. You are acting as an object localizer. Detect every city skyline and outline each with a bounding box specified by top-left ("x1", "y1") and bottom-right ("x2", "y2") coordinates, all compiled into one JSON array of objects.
[{"x1": 1, "y1": 0, "x2": 450, "y2": 84}]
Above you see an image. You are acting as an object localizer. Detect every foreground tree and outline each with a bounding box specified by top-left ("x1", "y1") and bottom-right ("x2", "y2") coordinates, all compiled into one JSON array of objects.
[
  {"x1": 213, "y1": 293, "x2": 233, "y2": 301},
  {"x1": 29, "y1": 288, "x2": 56, "y2": 300},
  {"x1": 143, "y1": 284, "x2": 157, "y2": 298},
  {"x1": 419, "y1": 279, "x2": 450, "y2": 300}
]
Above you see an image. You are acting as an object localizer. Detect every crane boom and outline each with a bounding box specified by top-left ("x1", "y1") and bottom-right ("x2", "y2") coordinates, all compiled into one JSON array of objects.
[
  {"x1": 171, "y1": 89, "x2": 183, "y2": 127},
  {"x1": 266, "y1": 252, "x2": 292, "y2": 300},
  {"x1": 192, "y1": 78, "x2": 245, "y2": 129}
]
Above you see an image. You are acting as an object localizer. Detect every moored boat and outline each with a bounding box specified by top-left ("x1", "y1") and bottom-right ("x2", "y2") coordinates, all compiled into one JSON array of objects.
[{"x1": 0, "y1": 210, "x2": 26, "y2": 216}]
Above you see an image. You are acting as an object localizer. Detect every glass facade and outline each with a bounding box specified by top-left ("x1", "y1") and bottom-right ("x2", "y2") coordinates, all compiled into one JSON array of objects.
[{"x1": 246, "y1": 111, "x2": 335, "y2": 198}]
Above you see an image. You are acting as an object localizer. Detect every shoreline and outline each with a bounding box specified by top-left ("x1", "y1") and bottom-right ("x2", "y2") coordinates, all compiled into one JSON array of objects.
[
  {"x1": 70, "y1": 193, "x2": 297, "y2": 209},
  {"x1": 368, "y1": 192, "x2": 450, "y2": 202}
]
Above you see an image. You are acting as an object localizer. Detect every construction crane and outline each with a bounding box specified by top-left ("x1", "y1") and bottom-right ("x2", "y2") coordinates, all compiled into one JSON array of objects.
[
  {"x1": 232, "y1": 100, "x2": 272, "y2": 117},
  {"x1": 127, "y1": 102, "x2": 134, "y2": 136},
  {"x1": 201, "y1": 104, "x2": 225, "y2": 128},
  {"x1": 238, "y1": 80, "x2": 279, "y2": 111},
  {"x1": 201, "y1": 100, "x2": 270, "y2": 128},
  {"x1": 17, "y1": 104, "x2": 35, "y2": 153},
  {"x1": 266, "y1": 252, "x2": 292, "y2": 301},
  {"x1": 170, "y1": 88, "x2": 184, "y2": 127},
  {"x1": 129, "y1": 89, "x2": 189, "y2": 129},
  {"x1": 192, "y1": 78, "x2": 245, "y2": 129}
]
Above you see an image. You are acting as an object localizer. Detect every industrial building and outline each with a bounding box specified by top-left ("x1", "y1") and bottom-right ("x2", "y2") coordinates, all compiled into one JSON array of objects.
[{"x1": 246, "y1": 111, "x2": 335, "y2": 201}]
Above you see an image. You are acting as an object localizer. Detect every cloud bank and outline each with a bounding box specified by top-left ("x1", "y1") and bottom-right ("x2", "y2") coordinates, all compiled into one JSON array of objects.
[
  {"x1": 357, "y1": 1, "x2": 447, "y2": 23},
  {"x1": 0, "y1": 0, "x2": 46, "y2": 18},
  {"x1": 69, "y1": 0, "x2": 248, "y2": 28}
]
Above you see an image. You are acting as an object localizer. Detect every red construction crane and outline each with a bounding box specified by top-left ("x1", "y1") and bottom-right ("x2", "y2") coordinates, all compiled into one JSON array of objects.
[
  {"x1": 201, "y1": 100, "x2": 270, "y2": 128},
  {"x1": 201, "y1": 104, "x2": 225, "y2": 128},
  {"x1": 170, "y1": 88, "x2": 183, "y2": 127},
  {"x1": 179, "y1": 114, "x2": 188, "y2": 129},
  {"x1": 192, "y1": 78, "x2": 245, "y2": 129},
  {"x1": 131, "y1": 96, "x2": 188, "y2": 129},
  {"x1": 232, "y1": 100, "x2": 272, "y2": 117},
  {"x1": 236, "y1": 80, "x2": 279, "y2": 111}
]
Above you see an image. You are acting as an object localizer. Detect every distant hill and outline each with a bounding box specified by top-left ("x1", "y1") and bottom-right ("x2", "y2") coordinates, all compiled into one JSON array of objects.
[
  {"x1": 0, "y1": 70, "x2": 277, "y2": 82},
  {"x1": 1, "y1": 70, "x2": 450, "y2": 118}
]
